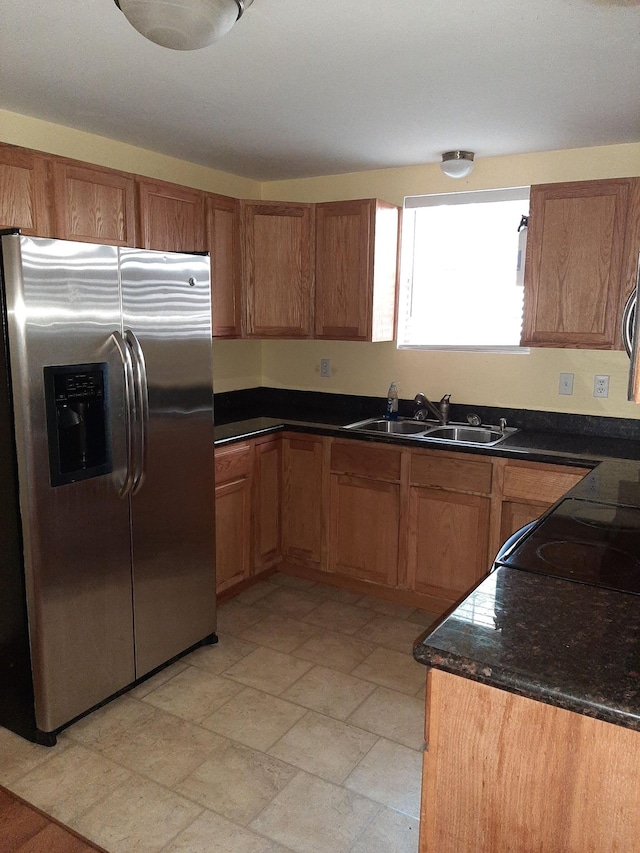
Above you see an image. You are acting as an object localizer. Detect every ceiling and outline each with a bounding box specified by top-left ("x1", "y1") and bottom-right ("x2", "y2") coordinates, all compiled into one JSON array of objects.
[{"x1": 1, "y1": 0, "x2": 639, "y2": 181}]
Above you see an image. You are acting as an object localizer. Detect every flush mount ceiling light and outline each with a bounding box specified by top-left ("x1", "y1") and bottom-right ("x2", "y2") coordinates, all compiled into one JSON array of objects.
[
  {"x1": 440, "y1": 150, "x2": 475, "y2": 179},
  {"x1": 114, "y1": 0, "x2": 254, "y2": 50}
]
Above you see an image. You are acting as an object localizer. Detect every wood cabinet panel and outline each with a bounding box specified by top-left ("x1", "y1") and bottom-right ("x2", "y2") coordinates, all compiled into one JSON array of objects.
[
  {"x1": 207, "y1": 192, "x2": 241, "y2": 338},
  {"x1": 52, "y1": 161, "x2": 136, "y2": 246},
  {"x1": 214, "y1": 442, "x2": 252, "y2": 483},
  {"x1": 242, "y1": 201, "x2": 314, "y2": 338},
  {"x1": 0, "y1": 145, "x2": 52, "y2": 236},
  {"x1": 407, "y1": 486, "x2": 490, "y2": 600},
  {"x1": 282, "y1": 435, "x2": 324, "y2": 566},
  {"x1": 329, "y1": 473, "x2": 399, "y2": 585},
  {"x1": 421, "y1": 669, "x2": 640, "y2": 853},
  {"x1": 215, "y1": 477, "x2": 252, "y2": 593},
  {"x1": 330, "y1": 440, "x2": 402, "y2": 481},
  {"x1": 253, "y1": 437, "x2": 281, "y2": 571},
  {"x1": 522, "y1": 179, "x2": 633, "y2": 348},
  {"x1": 410, "y1": 451, "x2": 492, "y2": 494},
  {"x1": 499, "y1": 499, "x2": 550, "y2": 544},
  {"x1": 502, "y1": 460, "x2": 586, "y2": 503},
  {"x1": 137, "y1": 178, "x2": 205, "y2": 252},
  {"x1": 314, "y1": 199, "x2": 399, "y2": 341}
]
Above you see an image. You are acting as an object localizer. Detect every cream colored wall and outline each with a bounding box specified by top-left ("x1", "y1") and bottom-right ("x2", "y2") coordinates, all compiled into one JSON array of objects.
[
  {"x1": 0, "y1": 109, "x2": 260, "y2": 197},
  {"x1": 259, "y1": 143, "x2": 640, "y2": 420},
  {"x1": 212, "y1": 339, "x2": 262, "y2": 393}
]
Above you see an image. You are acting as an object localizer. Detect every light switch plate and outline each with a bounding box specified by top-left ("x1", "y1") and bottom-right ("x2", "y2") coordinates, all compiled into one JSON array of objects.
[{"x1": 559, "y1": 373, "x2": 574, "y2": 395}]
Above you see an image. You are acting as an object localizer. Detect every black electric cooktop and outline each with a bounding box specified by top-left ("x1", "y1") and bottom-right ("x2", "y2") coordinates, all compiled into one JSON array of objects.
[{"x1": 497, "y1": 498, "x2": 640, "y2": 595}]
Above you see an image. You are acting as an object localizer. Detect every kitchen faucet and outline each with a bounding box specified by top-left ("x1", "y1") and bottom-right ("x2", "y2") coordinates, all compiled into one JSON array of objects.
[{"x1": 414, "y1": 393, "x2": 451, "y2": 425}]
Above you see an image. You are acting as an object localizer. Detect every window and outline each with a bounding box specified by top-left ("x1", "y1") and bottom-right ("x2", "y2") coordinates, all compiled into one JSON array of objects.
[{"x1": 398, "y1": 187, "x2": 530, "y2": 350}]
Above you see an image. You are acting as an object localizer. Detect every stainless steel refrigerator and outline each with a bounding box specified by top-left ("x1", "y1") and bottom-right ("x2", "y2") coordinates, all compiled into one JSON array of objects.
[{"x1": 0, "y1": 233, "x2": 216, "y2": 745}]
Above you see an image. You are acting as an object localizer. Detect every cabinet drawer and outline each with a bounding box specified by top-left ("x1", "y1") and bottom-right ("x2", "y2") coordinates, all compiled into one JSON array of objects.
[
  {"x1": 502, "y1": 463, "x2": 587, "y2": 503},
  {"x1": 214, "y1": 442, "x2": 252, "y2": 484},
  {"x1": 330, "y1": 440, "x2": 402, "y2": 481},
  {"x1": 410, "y1": 452, "x2": 492, "y2": 495}
]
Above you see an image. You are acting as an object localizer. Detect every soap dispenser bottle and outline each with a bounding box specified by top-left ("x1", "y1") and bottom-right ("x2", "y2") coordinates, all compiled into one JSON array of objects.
[{"x1": 386, "y1": 382, "x2": 399, "y2": 420}]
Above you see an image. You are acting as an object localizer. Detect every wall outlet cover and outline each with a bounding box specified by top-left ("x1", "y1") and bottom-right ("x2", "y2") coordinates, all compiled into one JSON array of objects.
[
  {"x1": 320, "y1": 358, "x2": 331, "y2": 379},
  {"x1": 594, "y1": 375, "x2": 609, "y2": 398}
]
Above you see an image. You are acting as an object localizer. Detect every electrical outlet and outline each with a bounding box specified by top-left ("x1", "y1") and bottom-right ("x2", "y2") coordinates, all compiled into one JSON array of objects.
[
  {"x1": 320, "y1": 358, "x2": 331, "y2": 379},
  {"x1": 559, "y1": 373, "x2": 574, "y2": 395},
  {"x1": 594, "y1": 375, "x2": 609, "y2": 398}
]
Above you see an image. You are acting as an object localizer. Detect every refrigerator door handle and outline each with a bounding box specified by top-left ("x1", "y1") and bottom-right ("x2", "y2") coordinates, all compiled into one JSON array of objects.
[
  {"x1": 125, "y1": 329, "x2": 149, "y2": 494},
  {"x1": 627, "y1": 252, "x2": 640, "y2": 403},
  {"x1": 111, "y1": 330, "x2": 137, "y2": 498}
]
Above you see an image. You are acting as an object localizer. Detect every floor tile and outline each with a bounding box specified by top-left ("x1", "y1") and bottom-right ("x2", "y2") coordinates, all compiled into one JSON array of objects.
[
  {"x1": 355, "y1": 613, "x2": 426, "y2": 653},
  {"x1": 128, "y1": 660, "x2": 189, "y2": 699},
  {"x1": 268, "y1": 711, "x2": 378, "y2": 783},
  {"x1": 281, "y1": 665, "x2": 376, "y2": 720},
  {"x1": 350, "y1": 806, "x2": 420, "y2": 853},
  {"x1": 301, "y1": 599, "x2": 376, "y2": 635},
  {"x1": 306, "y1": 582, "x2": 365, "y2": 605},
  {"x1": 164, "y1": 808, "x2": 293, "y2": 853},
  {"x1": 268, "y1": 572, "x2": 317, "y2": 590},
  {"x1": 344, "y1": 737, "x2": 422, "y2": 818},
  {"x1": 70, "y1": 774, "x2": 203, "y2": 853},
  {"x1": 352, "y1": 647, "x2": 426, "y2": 695},
  {"x1": 140, "y1": 665, "x2": 243, "y2": 723},
  {"x1": 9, "y1": 742, "x2": 131, "y2": 824},
  {"x1": 202, "y1": 686, "x2": 306, "y2": 751},
  {"x1": 223, "y1": 647, "x2": 313, "y2": 695},
  {"x1": 291, "y1": 630, "x2": 376, "y2": 674},
  {"x1": 355, "y1": 595, "x2": 417, "y2": 620},
  {"x1": 239, "y1": 612, "x2": 319, "y2": 653},
  {"x1": 66, "y1": 694, "x2": 159, "y2": 751},
  {"x1": 234, "y1": 580, "x2": 280, "y2": 605},
  {"x1": 0, "y1": 726, "x2": 65, "y2": 786},
  {"x1": 347, "y1": 686, "x2": 425, "y2": 750},
  {"x1": 256, "y1": 587, "x2": 321, "y2": 619},
  {"x1": 250, "y1": 771, "x2": 380, "y2": 853},
  {"x1": 95, "y1": 712, "x2": 227, "y2": 787},
  {"x1": 407, "y1": 608, "x2": 442, "y2": 628},
  {"x1": 216, "y1": 600, "x2": 271, "y2": 636},
  {"x1": 184, "y1": 634, "x2": 257, "y2": 674},
  {"x1": 175, "y1": 740, "x2": 298, "y2": 825}
]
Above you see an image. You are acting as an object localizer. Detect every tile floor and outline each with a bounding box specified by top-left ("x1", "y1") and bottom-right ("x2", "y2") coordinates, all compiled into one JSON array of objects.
[{"x1": 0, "y1": 572, "x2": 439, "y2": 853}]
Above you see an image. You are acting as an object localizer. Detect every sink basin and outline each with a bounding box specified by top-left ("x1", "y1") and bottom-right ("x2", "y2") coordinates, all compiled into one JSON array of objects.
[{"x1": 344, "y1": 418, "x2": 428, "y2": 435}]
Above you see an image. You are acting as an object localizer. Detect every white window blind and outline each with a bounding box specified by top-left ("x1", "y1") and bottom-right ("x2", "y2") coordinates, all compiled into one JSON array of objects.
[{"x1": 398, "y1": 187, "x2": 530, "y2": 350}]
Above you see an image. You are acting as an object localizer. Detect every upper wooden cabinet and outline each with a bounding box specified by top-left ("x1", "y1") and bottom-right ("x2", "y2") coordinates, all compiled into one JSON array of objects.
[
  {"x1": 241, "y1": 200, "x2": 314, "y2": 338},
  {"x1": 206, "y1": 192, "x2": 241, "y2": 338},
  {"x1": 522, "y1": 178, "x2": 640, "y2": 349},
  {"x1": 315, "y1": 199, "x2": 399, "y2": 341},
  {"x1": 0, "y1": 144, "x2": 52, "y2": 237},
  {"x1": 137, "y1": 177, "x2": 206, "y2": 252},
  {"x1": 52, "y1": 160, "x2": 137, "y2": 246}
]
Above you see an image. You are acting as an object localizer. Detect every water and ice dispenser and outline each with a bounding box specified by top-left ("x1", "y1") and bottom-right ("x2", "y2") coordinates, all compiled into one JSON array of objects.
[{"x1": 44, "y1": 363, "x2": 111, "y2": 486}]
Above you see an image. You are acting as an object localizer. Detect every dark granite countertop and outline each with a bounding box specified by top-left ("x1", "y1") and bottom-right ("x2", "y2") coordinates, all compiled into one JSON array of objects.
[{"x1": 413, "y1": 566, "x2": 640, "y2": 730}]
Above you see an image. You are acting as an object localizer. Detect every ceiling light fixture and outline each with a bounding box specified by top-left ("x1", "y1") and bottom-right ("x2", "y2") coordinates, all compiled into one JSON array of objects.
[
  {"x1": 114, "y1": 0, "x2": 254, "y2": 51},
  {"x1": 440, "y1": 150, "x2": 475, "y2": 179}
]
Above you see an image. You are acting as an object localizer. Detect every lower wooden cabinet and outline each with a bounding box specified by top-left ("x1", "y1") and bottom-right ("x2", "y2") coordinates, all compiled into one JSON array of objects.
[
  {"x1": 253, "y1": 436, "x2": 281, "y2": 572},
  {"x1": 421, "y1": 668, "x2": 640, "y2": 852},
  {"x1": 282, "y1": 434, "x2": 324, "y2": 568},
  {"x1": 214, "y1": 442, "x2": 253, "y2": 593}
]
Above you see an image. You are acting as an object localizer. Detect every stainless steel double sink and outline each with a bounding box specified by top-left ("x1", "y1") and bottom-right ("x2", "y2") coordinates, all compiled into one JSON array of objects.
[{"x1": 343, "y1": 417, "x2": 517, "y2": 447}]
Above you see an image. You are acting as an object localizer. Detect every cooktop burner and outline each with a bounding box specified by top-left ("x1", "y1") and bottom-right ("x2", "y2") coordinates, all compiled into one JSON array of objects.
[{"x1": 498, "y1": 498, "x2": 640, "y2": 595}]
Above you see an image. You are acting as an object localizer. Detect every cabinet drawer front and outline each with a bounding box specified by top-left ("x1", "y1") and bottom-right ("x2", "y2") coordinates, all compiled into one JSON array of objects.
[
  {"x1": 502, "y1": 463, "x2": 586, "y2": 503},
  {"x1": 410, "y1": 452, "x2": 492, "y2": 495},
  {"x1": 214, "y1": 443, "x2": 252, "y2": 483},
  {"x1": 330, "y1": 441, "x2": 402, "y2": 481}
]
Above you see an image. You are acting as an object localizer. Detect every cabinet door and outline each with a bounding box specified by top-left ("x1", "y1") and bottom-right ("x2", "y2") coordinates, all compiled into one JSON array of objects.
[
  {"x1": 0, "y1": 144, "x2": 52, "y2": 236},
  {"x1": 206, "y1": 192, "x2": 241, "y2": 338},
  {"x1": 242, "y1": 201, "x2": 314, "y2": 338},
  {"x1": 52, "y1": 160, "x2": 136, "y2": 246},
  {"x1": 522, "y1": 179, "x2": 631, "y2": 348},
  {"x1": 329, "y1": 473, "x2": 399, "y2": 586},
  {"x1": 214, "y1": 443, "x2": 252, "y2": 593},
  {"x1": 407, "y1": 486, "x2": 490, "y2": 601},
  {"x1": 315, "y1": 199, "x2": 398, "y2": 341},
  {"x1": 253, "y1": 437, "x2": 281, "y2": 571},
  {"x1": 282, "y1": 435, "x2": 324, "y2": 566},
  {"x1": 138, "y1": 178, "x2": 205, "y2": 252},
  {"x1": 499, "y1": 499, "x2": 549, "y2": 544}
]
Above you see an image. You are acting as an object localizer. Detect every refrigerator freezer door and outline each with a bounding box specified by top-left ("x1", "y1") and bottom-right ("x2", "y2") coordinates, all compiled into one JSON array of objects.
[
  {"x1": 2, "y1": 235, "x2": 135, "y2": 732},
  {"x1": 119, "y1": 248, "x2": 216, "y2": 677}
]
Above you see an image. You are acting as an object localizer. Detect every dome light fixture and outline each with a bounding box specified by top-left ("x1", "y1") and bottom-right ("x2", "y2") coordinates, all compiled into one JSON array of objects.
[
  {"x1": 440, "y1": 150, "x2": 475, "y2": 179},
  {"x1": 114, "y1": 0, "x2": 254, "y2": 51}
]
